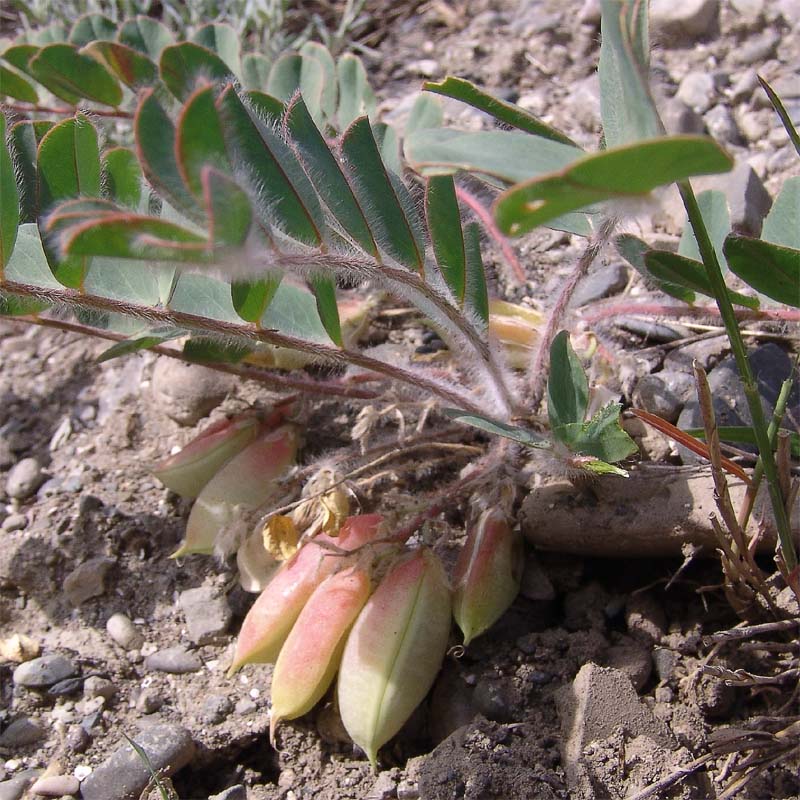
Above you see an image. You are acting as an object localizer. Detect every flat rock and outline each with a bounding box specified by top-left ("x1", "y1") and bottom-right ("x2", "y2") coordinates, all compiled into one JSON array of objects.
[
  {"x1": 178, "y1": 585, "x2": 232, "y2": 644},
  {"x1": 209, "y1": 786, "x2": 247, "y2": 800},
  {"x1": 676, "y1": 71, "x2": 716, "y2": 113},
  {"x1": 150, "y1": 359, "x2": 234, "y2": 426},
  {"x1": 692, "y1": 162, "x2": 772, "y2": 235},
  {"x1": 5, "y1": 458, "x2": 45, "y2": 501},
  {"x1": 105, "y1": 612, "x2": 144, "y2": 650},
  {"x1": 571, "y1": 263, "x2": 628, "y2": 307},
  {"x1": 556, "y1": 663, "x2": 675, "y2": 799},
  {"x1": 144, "y1": 645, "x2": 202, "y2": 674},
  {"x1": 632, "y1": 374, "x2": 684, "y2": 423},
  {"x1": 0, "y1": 717, "x2": 45, "y2": 747},
  {"x1": 79, "y1": 724, "x2": 195, "y2": 800},
  {"x1": 63, "y1": 557, "x2": 115, "y2": 606},
  {"x1": 0, "y1": 771, "x2": 41, "y2": 800},
  {"x1": 29, "y1": 775, "x2": 80, "y2": 796},
  {"x1": 13, "y1": 654, "x2": 77, "y2": 688},
  {"x1": 650, "y1": 0, "x2": 718, "y2": 39}
]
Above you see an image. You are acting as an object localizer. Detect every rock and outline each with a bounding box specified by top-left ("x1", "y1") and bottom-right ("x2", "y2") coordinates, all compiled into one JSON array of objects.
[
  {"x1": 0, "y1": 771, "x2": 41, "y2": 800},
  {"x1": 83, "y1": 676, "x2": 117, "y2": 702},
  {"x1": 625, "y1": 592, "x2": 667, "y2": 645},
  {"x1": 29, "y1": 775, "x2": 80, "y2": 797},
  {"x1": 199, "y1": 694, "x2": 233, "y2": 724},
  {"x1": 63, "y1": 557, "x2": 115, "y2": 606},
  {"x1": 150, "y1": 359, "x2": 234, "y2": 426},
  {"x1": 66, "y1": 724, "x2": 90, "y2": 754},
  {"x1": 571, "y1": 263, "x2": 628, "y2": 307},
  {"x1": 0, "y1": 717, "x2": 45, "y2": 747},
  {"x1": 473, "y1": 676, "x2": 523, "y2": 723},
  {"x1": 617, "y1": 318, "x2": 690, "y2": 343},
  {"x1": 564, "y1": 582, "x2": 611, "y2": 631},
  {"x1": 578, "y1": 0, "x2": 601, "y2": 25},
  {"x1": 13, "y1": 654, "x2": 77, "y2": 688},
  {"x1": 632, "y1": 375, "x2": 683, "y2": 423},
  {"x1": 662, "y1": 333, "x2": 729, "y2": 373},
  {"x1": 775, "y1": 585, "x2": 800, "y2": 616},
  {"x1": 47, "y1": 676, "x2": 84, "y2": 697},
  {"x1": 556, "y1": 663, "x2": 675, "y2": 798},
  {"x1": 366, "y1": 772, "x2": 399, "y2": 800},
  {"x1": 209, "y1": 788, "x2": 247, "y2": 800},
  {"x1": 777, "y1": 0, "x2": 800, "y2": 25},
  {"x1": 738, "y1": 109, "x2": 770, "y2": 143},
  {"x1": 677, "y1": 344, "x2": 800, "y2": 458},
  {"x1": 730, "y1": 0, "x2": 763, "y2": 17},
  {"x1": 79, "y1": 724, "x2": 195, "y2": 800},
  {"x1": 661, "y1": 97, "x2": 706, "y2": 135},
  {"x1": 729, "y1": 68, "x2": 759, "y2": 103},
  {"x1": 676, "y1": 71, "x2": 716, "y2": 113},
  {"x1": 1, "y1": 514, "x2": 27, "y2": 532},
  {"x1": 703, "y1": 104, "x2": 741, "y2": 144},
  {"x1": 5, "y1": 458, "x2": 44, "y2": 501},
  {"x1": 428, "y1": 662, "x2": 478, "y2": 745},
  {"x1": 178, "y1": 586, "x2": 232, "y2": 644},
  {"x1": 105, "y1": 613, "x2": 144, "y2": 650},
  {"x1": 732, "y1": 29, "x2": 780, "y2": 65},
  {"x1": 566, "y1": 74, "x2": 601, "y2": 132},
  {"x1": 652, "y1": 648, "x2": 680, "y2": 682},
  {"x1": 693, "y1": 163, "x2": 772, "y2": 235},
  {"x1": 136, "y1": 689, "x2": 164, "y2": 714},
  {"x1": 144, "y1": 646, "x2": 202, "y2": 674},
  {"x1": 604, "y1": 637, "x2": 652, "y2": 691},
  {"x1": 650, "y1": 0, "x2": 718, "y2": 39},
  {"x1": 696, "y1": 672, "x2": 736, "y2": 719}
]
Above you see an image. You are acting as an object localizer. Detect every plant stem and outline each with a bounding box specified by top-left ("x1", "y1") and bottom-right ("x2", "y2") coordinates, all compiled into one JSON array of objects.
[
  {"x1": 1, "y1": 102, "x2": 134, "y2": 120},
  {"x1": 1, "y1": 279, "x2": 488, "y2": 415},
  {"x1": 678, "y1": 180, "x2": 797, "y2": 572}
]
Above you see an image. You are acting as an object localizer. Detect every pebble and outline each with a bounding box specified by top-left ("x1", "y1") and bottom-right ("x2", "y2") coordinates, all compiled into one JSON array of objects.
[
  {"x1": 662, "y1": 334, "x2": 729, "y2": 374},
  {"x1": 66, "y1": 724, "x2": 90, "y2": 754},
  {"x1": 13, "y1": 654, "x2": 77, "y2": 688},
  {"x1": 676, "y1": 71, "x2": 716, "y2": 113},
  {"x1": 29, "y1": 775, "x2": 80, "y2": 797},
  {"x1": 473, "y1": 676, "x2": 523, "y2": 723},
  {"x1": 83, "y1": 676, "x2": 117, "y2": 702},
  {"x1": 652, "y1": 648, "x2": 680, "y2": 683},
  {"x1": 732, "y1": 29, "x2": 779, "y2": 65},
  {"x1": 178, "y1": 586, "x2": 233, "y2": 644},
  {"x1": 150, "y1": 359, "x2": 234, "y2": 426},
  {"x1": 632, "y1": 375, "x2": 683, "y2": 423},
  {"x1": 209, "y1": 786, "x2": 247, "y2": 800},
  {"x1": 105, "y1": 613, "x2": 144, "y2": 651},
  {"x1": 199, "y1": 694, "x2": 233, "y2": 724},
  {"x1": 5, "y1": 458, "x2": 45, "y2": 501},
  {"x1": 366, "y1": 772, "x2": 399, "y2": 800},
  {"x1": 625, "y1": 592, "x2": 667, "y2": 646},
  {"x1": 738, "y1": 109, "x2": 769, "y2": 143},
  {"x1": 703, "y1": 104, "x2": 740, "y2": 144},
  {"x1": 650, "y1": 0, "x2": 718, "y2": 40},
  {"x1": 729, "y1": 68, "x2": 759, "y2": 103},
  {"x1": 47, "y1": 676, "x2": 84, "y2": 697},
  {"x1": 693, "y1": 162, "x2": 772, "y2": 235},
  {"x1": 0, "y1": 770, "x2": 41, "y2": 800},
  {"x1": 0, "y1": 717, "x2": 45, "y2": 747},
  {"x1": 144, "y1": 646, "x2": 202, "y2": 674},
  {"x1": 79, "y1": 724, "x2": 195, "y2": 800},
  {"x1": 1, "y1": 513, "x2": 27, "y2": 532},
  {"x1": 63, "y1": 557, "x2": 115, "y2": 606},
  {"x1": 571, "y1": 263, "x2": 628, "y2": 307},
  {"x1": 136, "y1": 689, "x2": 164, "y2": 714},
  {"x1": 234, "y1": 697, "x2": 257, "y2": 715},
  {"x1": 661, "y1": 97, "x2": 705, "y2": 135},
  {"x1": 604, "y1": 637, "x2": 652, "y2": 692}
]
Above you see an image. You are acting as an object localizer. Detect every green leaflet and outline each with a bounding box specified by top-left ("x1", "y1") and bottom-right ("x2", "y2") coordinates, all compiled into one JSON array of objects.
[
  {"x1": 102, "y1": 147, "x2": 142, "y2": 208},
  {"x1": 442, "y1": 409, "x2": 550, "y2": 448},
  {"x1": 267, "y1": 53, "x2": 325, "y2": 125},
  {"x1": 3, "y1": 223, "x2": 62, "y2": 290},
  {"x1": 83, "y1": 41, "x2": 158, "y2": 89},
  {"x1": 341, "y1": 117, "x2": 424, "y2": 271},
  {"x1": 299, "y1": 41, "x2": 337, "y2": 123},
  {"x1": 495, "y1": 136, "x2": 733, "y2": 236},
  {"x1": 118, "y1": 16, "x2": 173, "y2": 60},
  {"x1": 2, "y1": 45, "x2": 39, "y2": 76},
  {"x1": 8, "y1": 120, "x2": 53, "y2": 223},
  {"x1": 463, "y1": 223, "x2": 488, "y2": 328},
  {"x1": 231, "y1": 276, "x2": 281, "y2": 323},
  {"x1": 308, "y1": 275, "x2": 342, "y2": 347},
  {"x1": 160, "y1": 42, "x2": 233, "y2": 101},
  {"x1": 30, "y1": 44, "x2": 122, "y2": 107},
  {"x1": 337, "y1": 53, "x2": 376, "y2": 129},
  {"x1": 0, "y1": 64, "x2": 38, "y2": 103},
  {"x1": 762, "y1": 177, "x2": 800, "y2": 250},
  {"x1": 69, "y1": 13, "x2": 117, "y2": 46},
  {"x1": 724, "y1": 236, "x2": 800, "y2": 309},
  {"x1": 404, "y1": 93, "x2": 444, "y2": 138},
  {"x1": 547, "y1": 330, "x2": 588, "y2": 430},
  {"x1": 1, "y1": 113, "x2": 19, "y2": 271},
  {"x1": 192, "y1": 23, "x2": 241, "y2": 76},
  {"x1": 615, "y1": 233, "x2": 695, "y2": 303},
  {"x1": 425, "y1": 175, "x2": 466, "y2": 302},
  {"x1": 242, "y1": 53, "x2": 271, "y2": 91},
  {"x1": 553, "y1": 403, "x2": 638, "y2": 464},
  {"x1": 203, "y1": 168, "x2": 252, "y2": 247},
  {"x1": 678, "y1": 189, "x2": 730, "y2": 268}
]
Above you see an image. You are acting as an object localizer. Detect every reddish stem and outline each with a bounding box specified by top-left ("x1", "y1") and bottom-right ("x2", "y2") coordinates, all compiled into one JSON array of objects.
[
  {"x1": 579, "y1": 299, "x2": 800, "y2": 325},
  {"x1": 1, "y1": 102, "x2": 133, "y2": 120},
  {"x1": 456, "y1": 186, "x2": 527, "y2": 284}
]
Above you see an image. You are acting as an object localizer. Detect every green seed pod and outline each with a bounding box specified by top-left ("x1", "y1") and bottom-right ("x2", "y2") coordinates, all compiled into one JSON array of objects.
[
  {"x1": 269, "y1": 565, "x2": 372, "y2": 741},
  {"x1": 452, "y1": 508, "x2": 523, "y2": 645},
  {"x1": 337, "y1": 548, "x2": 451, "y2": 767}
]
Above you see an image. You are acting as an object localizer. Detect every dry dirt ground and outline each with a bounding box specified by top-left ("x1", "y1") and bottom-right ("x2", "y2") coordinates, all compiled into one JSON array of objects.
[{"x1": 1, "y1": 1, "x2": 800, "y2": 799}]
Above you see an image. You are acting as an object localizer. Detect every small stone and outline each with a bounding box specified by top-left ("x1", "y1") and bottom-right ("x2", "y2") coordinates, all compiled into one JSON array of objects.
[
  {"x1": 30, "y1": 775, "x2": 80, "y2": 797},
  {"x1": 578, "y1": 0, "x2": 601, "y2": 25},
  {"x1": 0, "y1": 717, "x2": 45, "y2": 747},
  {"x1": 676, "y1": 71, "x2": 716, "y2": 113},
  {"x1": 178, "y1": 586, "x2": 232, "y2": 644},
  {"x1": 105, "y1": 613, "x2": 144, "y2": 651},
  {"x1": 199, "y1": 694, "x2": 233, "y2": 724},
  {"x1": 151, "y1": 359, "x2": 234, "y2": 426},
  {"x1": 729, "y1": 68, "x2": 759, "y2": 103},
  {"x1": 5, "y1": 458, "x2": 45, "y2": 501},
  {"x1": 78, "y1": 494, "x2": 103, "y2": 514},
  {"x1": 571, "y1": 263, "x2": 629, "y2": 307},
  {"x1": 209, "y1": 788, "x2": 247, "y2": 800},
  {"x1": 737, "y1": 110, "x2": 769, "y2": 143},
  {"x1": 732, "y1": 29, "x2": 779, "y2": 65},
  {"x1": 234, "y1": 697, "x2": 257, "y2": 715},
  {"x1": 144, "y1": 646, "x2": 202, "y2": 674},
  {"x1": 13, "y1": 654, "x2": 77, "y2": 688},
  {"x1": 662, "y1": 334, "x2": 729, "y2": 374},
  {"x1": 604, "y1": 637, "x2": 652, "y2": 692},
  {"x1": 0, "y1": 771, "x2": 41, "y2": 800},
  {"x1": 650, "y1": 0, "x2": 718, "y2": 39},
  {"x1": 775, "y1": 586, "x2": 800, "y2": 616},
  {"x1": 696, "y1": 673, "x2": 736, "y2": 719},
  {"x1": 136, "y1": 689, "x2": 164, "y2": 714},
  {"x1": 366, "y1": 772, "x2": 399, "y2": 800},
  {"x1": 730, "y1": 0, "x2": 763, "y2": 18},
  {"x1": 693, "y1": 162, "x2": 772, "y2": 235},
  {"x1": 63, "y1": 557, "x2": 115, "y2": 606},
  {"x1": 703, "y1": 105, "x2": 740, "y2": 145},
  {"x1": 79, "y1": 724, "x2": 195, "y2": 800},
  {"x1": 473, "y1": 677, "x2": 523, "y2": 723},
  {"x1": 655, "y1": 686, "x2": 675, "y2": 703},
  {"x1": 1, "y1": 514, "x2": 27, "y2": 532},
  {"x1": 83, "y1": 676, "x2": 117, "y2": 702},
  {"x1": 661, "y1": 97, "x2": 705, "y2": 135},
  {"x1": 48, "y1": 676, "x2": 84, "y2": 697},
  {"x1": 632, "y1": 375, "x2": 683, "y2": 423},
  {"x1": 777, "y1": 0, "x2": 800, "y2": 25},
  {"x1": 625, "y1": 593, "x2": 667, "y2": 646},
  {"x1": 66, "y1": 725, "x2": 90, "y2": 754}
]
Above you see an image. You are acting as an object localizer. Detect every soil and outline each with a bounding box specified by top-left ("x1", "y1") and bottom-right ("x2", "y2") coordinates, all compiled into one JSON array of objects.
[{"x1": 1, "y1": 1, "x2": 800, "y2": 799}]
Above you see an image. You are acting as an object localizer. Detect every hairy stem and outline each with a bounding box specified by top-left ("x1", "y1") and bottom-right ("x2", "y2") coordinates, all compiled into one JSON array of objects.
[
  {"x1": 1, "y1": 279, "x2": 489, "y2": 415},
  {"x1": 579, "y1": 299, "x2": 800, "y2": 325},
  {"x1": 1, "y1": 102, "x2": 134, "y2": 120},
  {"x1": 526, "y1": 216, "x2": 618, "y2": 410},
  {"x1": 679, "y1": 180, "x2": 797, "y2": 573}
]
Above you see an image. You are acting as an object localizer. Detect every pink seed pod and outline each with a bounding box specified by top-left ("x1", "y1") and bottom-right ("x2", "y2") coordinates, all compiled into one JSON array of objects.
[
  {"x1": 151, "y1": 413, "x2": 262, "y2": 499},
  {"x1": 452, "y1": 507, "x2": 523, "y2": 645},
  {"x1": 170, "y1": 424, "x2": 298, "y2": 558},
  {"x1": 337, "y1": 548, "x2": 451, "y2": 767},
  {"x1": 269, "y1": 565, "x2": 372, "y2": 741},
  {"x1": 228, "y1": 514, "x2": 383, "y2": 674}
]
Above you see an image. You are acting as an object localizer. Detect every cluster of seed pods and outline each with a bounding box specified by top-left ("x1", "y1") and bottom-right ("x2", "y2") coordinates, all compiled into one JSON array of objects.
[{"x1": 152, "y1": 413, "x2": 523, "y2": 766}]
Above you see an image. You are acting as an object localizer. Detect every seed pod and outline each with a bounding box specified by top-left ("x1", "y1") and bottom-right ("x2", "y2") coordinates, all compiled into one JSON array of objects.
[
  {"x1": 170, "y1": 424, "x2": 298, "y2": 558},
  {"x1": 228, "y1": 514, "x2": 383, "y2": 674},
  {"x1": 151, "y1": 413, "x2": 262, "y2": 499},
  {"x1": 452, "y1": 508, "x2": 523, "y2": 645},
  {"x1": 488, "y1": 299, "x2": 543, "y2": 370},
  {"x1": 337, "y1": 548, "x2": 451, "y2": 767},
  {"x1": 270, "y1": 565, "x2": 372, "y2": 740}
]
